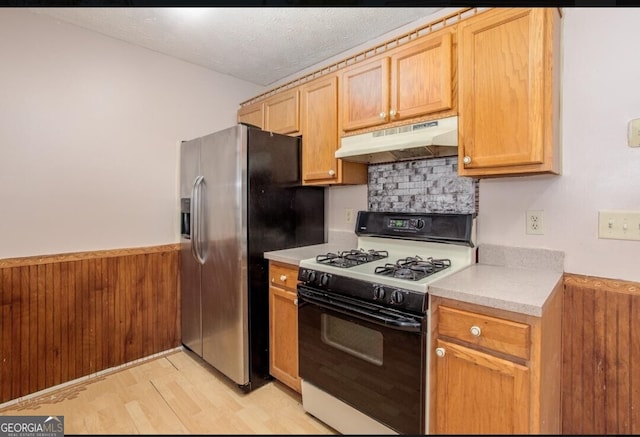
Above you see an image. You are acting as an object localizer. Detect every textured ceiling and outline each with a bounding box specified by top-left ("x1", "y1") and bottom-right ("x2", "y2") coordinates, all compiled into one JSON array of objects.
[{"x1": 30, "y1": 7, "x2": 443, "y2": 87}]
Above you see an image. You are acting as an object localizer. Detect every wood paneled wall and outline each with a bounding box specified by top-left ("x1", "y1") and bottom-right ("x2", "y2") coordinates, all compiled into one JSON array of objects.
[
  {"x1": 0, "y1": 245, "x2": 180, "y2": 405},
  {"x1": 562, "y1": 273, "x2": 640, "y2": 434}
]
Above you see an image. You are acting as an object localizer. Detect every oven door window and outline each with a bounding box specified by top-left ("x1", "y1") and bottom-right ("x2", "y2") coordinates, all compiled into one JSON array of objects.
[
  {"x1": 321, "y1": 313, "x2": 383, "y2": 366},
  {"x1": 299, "y1": 298, "x2": 424, "y2": 435}
]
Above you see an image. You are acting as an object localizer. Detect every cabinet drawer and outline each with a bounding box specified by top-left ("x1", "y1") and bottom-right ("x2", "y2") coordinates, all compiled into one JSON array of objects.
[
  {"x1": 438, "y1": 305, "x2": 530, "y2": 360},
  {"x1": 269, "y1": 263, "x2": 299, "y2": 291}
]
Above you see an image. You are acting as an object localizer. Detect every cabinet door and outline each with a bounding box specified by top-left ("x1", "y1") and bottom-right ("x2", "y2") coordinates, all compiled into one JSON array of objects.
[
  {"x1": 458, "y1": 8, "x2": 559, "y2": 176},
  {"x1": 237, "y1": 101, "x2": 263, "y2": 129},
  {"x1": 432, "y1": 338, "x2": 530, "y2": 434},
  {"x1": 390, "y1": 32, "x2": 452, "y2": 121},
  {"x1": 263, "y1": 88, "x2": 300, "y2": 135},
  {"x1": 340, "y1": 58, "x2": 390, "y2": 131},
  {"x1": 269, "y1": 285, "x2": 300, "y2": 392},
  {"x1": 300, "y1": 76, "x2": 339, "y2": 184},
  {"x1": 301, "y1": 75, "x2": 367, "y2": 186}
]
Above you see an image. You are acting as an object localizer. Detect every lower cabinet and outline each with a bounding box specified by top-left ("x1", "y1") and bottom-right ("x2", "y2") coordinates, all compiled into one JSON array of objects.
[
  {"x1": 268, "y1": 261, "x2": 301, "y2": 393},
  {"x1": 429, "y1": 288, "x2": 562, "y2": 434}
]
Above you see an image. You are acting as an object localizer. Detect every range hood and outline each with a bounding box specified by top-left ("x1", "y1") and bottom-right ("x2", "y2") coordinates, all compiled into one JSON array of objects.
[{"x1": 335, "y1": 115, "x2": 458, "y2": 164}]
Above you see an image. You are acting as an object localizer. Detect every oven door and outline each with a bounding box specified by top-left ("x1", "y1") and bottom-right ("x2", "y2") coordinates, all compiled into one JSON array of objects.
[{"x1": 297, "y1": 285, "x2": 425, "y2": 435}]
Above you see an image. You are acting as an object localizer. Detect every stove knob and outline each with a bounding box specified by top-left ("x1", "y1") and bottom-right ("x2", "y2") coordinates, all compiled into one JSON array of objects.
[
  {"x1": 307, "y1": 270, "x2": 316, "y2": 284},
  {"x1": 415, "y1": 219, "x2": 425, "y2": 230},
  {"x1": 319, "y1": 273, "x2": 330, "y2": 287},
  {"x1": 373, "y1": 286, "x2": 385, "y2": 300},
  {"x1": 391, "y1": 290, "x2": 405, "y2": 304}
]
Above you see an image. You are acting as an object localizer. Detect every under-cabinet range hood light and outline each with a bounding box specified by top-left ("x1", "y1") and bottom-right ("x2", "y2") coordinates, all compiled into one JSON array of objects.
[{"x1": 335, "y1": 115, "x2": 458, "y2": 164}]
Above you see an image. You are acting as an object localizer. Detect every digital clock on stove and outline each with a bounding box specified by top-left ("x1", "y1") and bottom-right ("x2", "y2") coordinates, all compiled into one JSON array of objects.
[{"x1": 388, "y1": 218, "x2": 425, "y2": 230}]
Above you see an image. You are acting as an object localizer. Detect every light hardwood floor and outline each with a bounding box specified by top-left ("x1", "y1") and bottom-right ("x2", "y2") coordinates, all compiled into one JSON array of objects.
[{"x1": 0, "y1": 350, "x2": 337, "y2": 435}]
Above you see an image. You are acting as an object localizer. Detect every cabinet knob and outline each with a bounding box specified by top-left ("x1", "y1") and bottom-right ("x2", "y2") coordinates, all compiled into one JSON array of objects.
[
  {"x1": 435, "y1": 347, "x2": 446, "y2": 358},
  {"x1": 463, "y1": 156, "x2": 472, "y2": 165},
  {"x1": 328, "y1": 169, "x2": 336, "y2": 177},
  {"x1": 379, "y1": 112, "x2": 386, "y2": 119},
  {"x1": 389, "y1": 109, "x2": 397, "y2": 117},
  {"x1": 294, "y1": 298, "x2": 298, "y2": 306},
  {"x1": 470, "y1": 325, "x2": 482, "y2": 337},
  {"x1": 279, "y1": 274, "x2": 287, "y2": 282}
]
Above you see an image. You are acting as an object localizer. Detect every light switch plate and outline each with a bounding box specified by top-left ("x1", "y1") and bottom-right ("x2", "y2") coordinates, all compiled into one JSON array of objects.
[
  {"x1": 598, "y1": 210, "x2": 640, "y2": 241},
  {"x1": 629, "y1": 118, "x2": 640, "y2": 147}
]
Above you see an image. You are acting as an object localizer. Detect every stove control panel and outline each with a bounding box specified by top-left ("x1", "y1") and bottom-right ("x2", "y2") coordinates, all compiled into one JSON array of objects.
[
  {"x1": 298, "y1": 268, "x2": 426, "y2": 314},
  {"x1": 355, "y1": 210, "x2": 474, "y2": 247}
]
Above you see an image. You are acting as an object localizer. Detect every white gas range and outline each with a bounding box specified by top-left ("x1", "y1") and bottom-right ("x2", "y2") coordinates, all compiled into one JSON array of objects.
[{"x1": 296, "y1": 211, "x2": 476, "y2": 435}]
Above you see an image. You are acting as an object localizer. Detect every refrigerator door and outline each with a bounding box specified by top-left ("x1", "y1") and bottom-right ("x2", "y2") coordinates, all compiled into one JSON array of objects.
[
  {"x1": 200, "y1": 125, "x2": 249, "y2": 386},
  {"x1": 180, "y1": 138, "x2": 203, "y2": 357},
  {"x1": 244, "y1": 127, "x2": 325, "y2": 389}
]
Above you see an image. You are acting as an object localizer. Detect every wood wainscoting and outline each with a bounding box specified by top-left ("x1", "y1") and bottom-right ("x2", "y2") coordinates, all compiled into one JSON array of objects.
[
  {"x1": 0, "y1": 244, "x2": 180, "y2": 405},
  {"x1": 562, "y1": 273, "x2": 640, "y2": 434}
]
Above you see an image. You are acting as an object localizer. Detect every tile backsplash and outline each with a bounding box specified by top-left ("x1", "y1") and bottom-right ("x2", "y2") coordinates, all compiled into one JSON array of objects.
[{"x1": 368, "y1": 157, "x2": 478, "y2": 214}]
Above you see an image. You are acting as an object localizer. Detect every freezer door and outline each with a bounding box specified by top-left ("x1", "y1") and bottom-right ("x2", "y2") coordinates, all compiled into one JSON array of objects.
[
  {"x1": 180, "y1": 138, "x2": 203, "y2": 357},
  {"x1": 200, "y1": 125, "x2": 249, "y2": 386}
]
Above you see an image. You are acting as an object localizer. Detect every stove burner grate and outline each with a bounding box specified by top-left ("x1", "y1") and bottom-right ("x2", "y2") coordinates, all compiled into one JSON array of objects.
[
  {"x1": 374, "y1": 255, "x2": 451, "y2": 281},
  {"x1": 316, "y1": 249, "x2": 389, "y2": 268}
]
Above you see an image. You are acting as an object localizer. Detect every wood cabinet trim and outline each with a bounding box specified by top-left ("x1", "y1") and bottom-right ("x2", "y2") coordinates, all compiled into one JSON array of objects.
[
  {"x1": 564, "y1": 272, "x2": 640, "y2": 296},
  {"x1": 0, "y1": 244, "x2": 180, "y2": 268},
  {"x1": 238, "y1": 7, "x2": 478, "y2": 107}
]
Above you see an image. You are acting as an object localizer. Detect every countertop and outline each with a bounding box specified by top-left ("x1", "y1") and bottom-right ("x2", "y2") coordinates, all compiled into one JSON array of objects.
[
  {"x1": 264, "y1": 230, "x2": 358, "y2": 266},
  {"x1": 263, "y1": 243, "x2": 346, "y2": 266},
  {"x1": 428, "y1": 244, "x2": 565, "y2": 317}
]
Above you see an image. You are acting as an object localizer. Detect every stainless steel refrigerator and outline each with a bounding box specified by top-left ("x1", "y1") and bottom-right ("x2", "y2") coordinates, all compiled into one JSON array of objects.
[{"x1": 179, "y1": 124, "x2": 325, "y2": 392}]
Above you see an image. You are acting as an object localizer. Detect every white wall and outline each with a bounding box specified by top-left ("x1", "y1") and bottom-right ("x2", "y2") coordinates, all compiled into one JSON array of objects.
[
  {"x1": 326, "y1": 185, "x2": 368, "y2": 232},
  {"x1": 0, "y1": 9, "x2": 263, "y2": 259},
  {"x1": 478, "y1": 8, "x2": 640, "y2": 282}
]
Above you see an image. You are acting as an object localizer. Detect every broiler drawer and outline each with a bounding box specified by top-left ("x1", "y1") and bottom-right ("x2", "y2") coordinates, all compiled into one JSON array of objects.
[{"x1": 438, "y1": 305, "x2": 530, "y2": 360}]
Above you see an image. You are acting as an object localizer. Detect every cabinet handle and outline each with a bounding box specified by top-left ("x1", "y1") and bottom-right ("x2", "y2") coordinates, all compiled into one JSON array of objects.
[
  {"x1": 379, "y1": 111, "x2": 386, "y2": 119},
  {"x1": 294, "y1": 298, "x2": 298, "y2": 306},
  {"x1": 463, "y1": 156, "x2": 472, "y2": 165},
  {"x1": 389, "y1": 109, "x2": 397, "y2": 117},
  {"x1": 328, "y1": 169, "x2": 335, "y2": 177},
  {"x1": 279, "y1": 274, "x2": 287, "y2": 282},
  {"x1": 470, "y1": 325, "x2": 482, "y2": 337},
  {"x1": 435, "y1": 347, "x2": 446, "y2": 358}
]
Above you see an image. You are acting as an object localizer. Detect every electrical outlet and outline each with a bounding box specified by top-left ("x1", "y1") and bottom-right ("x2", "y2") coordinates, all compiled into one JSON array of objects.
[
  {"x1": 345, "y1": 208, "x2": 355, "y2": 224},
  {"x1": 526, "y1": 210, "x2": 544, "y2": 235}
]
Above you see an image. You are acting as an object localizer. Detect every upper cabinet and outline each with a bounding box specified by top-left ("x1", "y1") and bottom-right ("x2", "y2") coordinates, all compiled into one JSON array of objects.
[
  {"x1": 457, "y1": 8, "x2": 562, "y2": 177},
  {"x1": 300, "y1": 75, "x2": 367, "y2": 186},
  {"x1": 237, "y1": 8, "x2": 562, "y2": 181},
  {"x1": 237, "y1": 100, "x2": 263, "y2": 129},
  {"x1": 263, "y1": 88, "x2": 300, "y2": 135},
  {"x1": 340, "y1": 30, "x2": 454, "y2": 133}
]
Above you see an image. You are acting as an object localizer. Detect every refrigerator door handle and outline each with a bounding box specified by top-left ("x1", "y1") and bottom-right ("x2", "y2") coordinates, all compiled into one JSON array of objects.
[{"x1": 191, "y1": 176, "x2": 206, "y2": 265}]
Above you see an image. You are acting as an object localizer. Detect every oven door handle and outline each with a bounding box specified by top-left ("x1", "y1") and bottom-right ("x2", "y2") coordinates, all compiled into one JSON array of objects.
[{"x1": 298, "y1": 288, "x2": 423, "y2": 333}]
